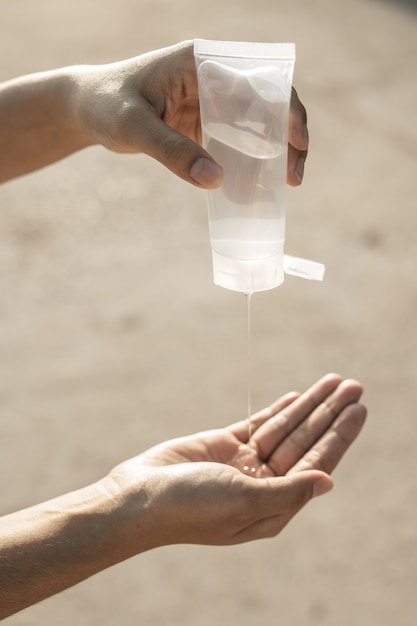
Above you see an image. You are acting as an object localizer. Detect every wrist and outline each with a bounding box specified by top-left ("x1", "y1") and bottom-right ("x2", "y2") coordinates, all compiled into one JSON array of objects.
[
  {"x1": 59, "y1": 66, "x2": 98, "y2": 150},
  {"x1": 92, "y1": 473, "x2": 160, "y2": 562}
]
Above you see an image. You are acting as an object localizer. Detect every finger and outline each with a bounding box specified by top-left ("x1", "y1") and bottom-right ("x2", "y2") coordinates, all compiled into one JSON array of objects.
[
  {"x1": 287, "y1": 143, "x2": 307, "y2": 186},
  {"x1": 268, "y1": 378, "x2": 364, "y2": 475},
  {"x1": 234, "y1": 470, "x2": 333, "y2": 542},
  {"x1": 228, "y1": 391, "x2": 300, "y2": 442},
  {"x1": 289, "y1": 87, "x2": 309, "y2": 150},
  {"x1": 288, "y1": 402, "x2": 367, "y2": 476},
  {"x1": 258, "y1": 470, "x2": 333, "y2": 511},
  {"x1": 287, "y1": 87, "x2": 309, "y2": 186},
  {"x1": 251, "y1": 373, "x2": 344, "y2": 462},
  {"x1": 137, "y1": 111, "x2": 223, "y2": 189}
]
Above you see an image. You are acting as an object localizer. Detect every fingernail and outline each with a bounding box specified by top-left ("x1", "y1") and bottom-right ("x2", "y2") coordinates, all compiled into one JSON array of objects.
[
  {"x1": 294, "y1": 157, "x2": 305, "y2": 184},
  {"x1": 313, "y1": 476, "x2": 333, "y2": 498},
  {"x1": 190, "y1": 158, "x2": 223, "y2": 188}
]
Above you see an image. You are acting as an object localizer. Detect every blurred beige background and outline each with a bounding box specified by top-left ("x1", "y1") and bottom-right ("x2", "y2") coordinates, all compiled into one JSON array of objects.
[{"x1": 0, "y1": 0, "x2": 416, "y2": 624}]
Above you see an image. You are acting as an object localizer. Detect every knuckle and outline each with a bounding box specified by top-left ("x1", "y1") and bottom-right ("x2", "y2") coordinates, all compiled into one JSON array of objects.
[{"x1": 160, "y1": 134, "x2": 189, "y2": 163}]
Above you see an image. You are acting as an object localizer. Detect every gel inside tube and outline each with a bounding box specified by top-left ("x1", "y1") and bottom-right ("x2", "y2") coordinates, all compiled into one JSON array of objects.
[{"x1": 194, "y1": 39, "x2": 296, "y2": 293}]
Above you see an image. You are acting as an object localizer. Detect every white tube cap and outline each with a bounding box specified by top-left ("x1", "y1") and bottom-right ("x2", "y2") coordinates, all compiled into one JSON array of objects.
[
  {"x1": 211, "y1": 251, "x2": 325, "y2": 293},
  {"x1": 212, "y1": 250, "x2": 284, "y2": 293}
]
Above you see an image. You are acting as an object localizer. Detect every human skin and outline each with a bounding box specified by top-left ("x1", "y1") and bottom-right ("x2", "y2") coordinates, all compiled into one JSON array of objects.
[
  {"x1": 0, "y1": 40, "x2": 358, "y2": 621},
  {"x1": 0, "y1": 40, "x2": 308, "y2": 186},
  {"x1": 0, "y1": 374, "x2": 366, "y2": 619}
]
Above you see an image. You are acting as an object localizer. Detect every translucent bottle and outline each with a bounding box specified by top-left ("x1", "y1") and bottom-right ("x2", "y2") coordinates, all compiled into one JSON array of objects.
[{"x1": 194, "y1": 40, "x2": 296, "y2": 293}]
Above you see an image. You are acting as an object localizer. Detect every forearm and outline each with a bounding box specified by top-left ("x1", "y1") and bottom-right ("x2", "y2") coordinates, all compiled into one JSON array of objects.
[
  {"x1": 0, "y1": 477, "x2": 152, "y2": 619},
  {"x1": 0, "y1": 68, "x2": 95, "y2": 183}
]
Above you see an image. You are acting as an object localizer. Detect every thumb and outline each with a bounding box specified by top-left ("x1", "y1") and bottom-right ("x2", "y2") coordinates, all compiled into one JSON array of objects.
[
  {"x1": 139, "y1": 114, "x2": 223, "y2": 189},
  {"x1": 257, "y1": 471, "x2": 334, "y2": 515},
  {"x1": 236, "y1": 471, "x2": 333, "y2": 542}
]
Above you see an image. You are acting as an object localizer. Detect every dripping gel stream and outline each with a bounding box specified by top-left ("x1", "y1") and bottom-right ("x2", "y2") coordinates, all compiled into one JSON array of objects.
[
  {"x1": 245, "y1": 291, "x2": 253, "y2": 432},
  {"x1": 226, "y1": 291, "x2": 259, "y2": 475},
  {"x1": 241, "y1": 291, "x2": 259, "y2": 476}
]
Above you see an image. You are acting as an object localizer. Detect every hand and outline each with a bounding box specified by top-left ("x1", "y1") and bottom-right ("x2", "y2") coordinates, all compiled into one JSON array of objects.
[
  {"x1": 0, "y1": 374, "x2": 365, "y2": 617},
  {"x1": 106, "y1": 374, "x2": 365, "y2": 547},
  {"x1": 72, "y1": 41, "x2": 309, "y2": 188}
]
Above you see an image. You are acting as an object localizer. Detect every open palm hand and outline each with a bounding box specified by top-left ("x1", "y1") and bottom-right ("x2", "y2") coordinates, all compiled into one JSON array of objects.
[
  {"x1": 107, "y1": 374, "x2": 365, "y2": 547},
  {"x1": 138, "y1": 373, "x2": 365, "y2": 478}
]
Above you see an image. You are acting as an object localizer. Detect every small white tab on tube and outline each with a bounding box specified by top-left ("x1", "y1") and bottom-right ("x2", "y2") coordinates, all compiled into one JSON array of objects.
[{"x1": 283, "y1": 254, "x2": 325, "y2": 281}]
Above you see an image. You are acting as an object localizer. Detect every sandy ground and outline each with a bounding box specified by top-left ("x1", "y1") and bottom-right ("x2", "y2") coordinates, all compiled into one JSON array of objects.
[{"x1": 0, "y1": 0, "x2": 416, "y2": 624}]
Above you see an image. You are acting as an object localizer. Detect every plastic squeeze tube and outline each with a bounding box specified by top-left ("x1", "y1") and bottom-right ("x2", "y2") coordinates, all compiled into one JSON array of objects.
[{"x1": 194, "y1": 39, "x2": 296, "y2": 294}]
